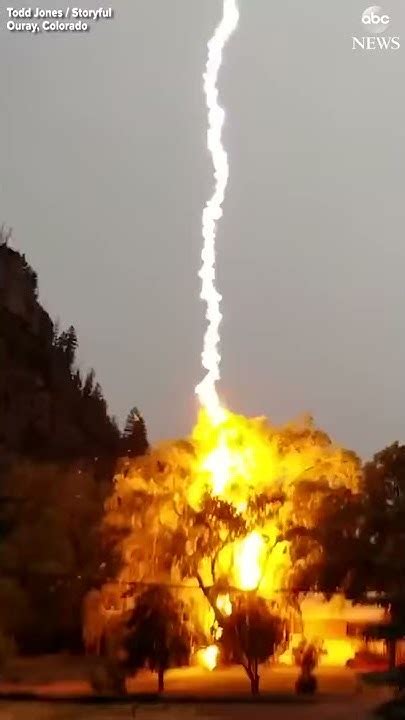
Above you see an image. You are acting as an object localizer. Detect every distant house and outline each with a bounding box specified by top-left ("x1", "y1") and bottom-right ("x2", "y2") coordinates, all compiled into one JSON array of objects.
[{"x1": 280, "y1": 594, "x2": 387, "y2": 666}]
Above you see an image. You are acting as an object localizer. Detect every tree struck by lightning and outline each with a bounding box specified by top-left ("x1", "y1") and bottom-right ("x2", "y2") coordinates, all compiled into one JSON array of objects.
[{"x1": 195, "y1": 0, "x2": 240, "y2": 425}]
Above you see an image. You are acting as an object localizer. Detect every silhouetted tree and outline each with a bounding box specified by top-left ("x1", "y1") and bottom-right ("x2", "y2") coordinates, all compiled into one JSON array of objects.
[
  {"x1": 64, "y1": 326, "x2": 78, "y2": 369},
  {"x1": 72, "y1": 369, "x2": 82, "y2": 393},
  {"x1": 1, "y1": 239, "x2": 122, "y2": 459},
  {"x1": 292, "y1": 443, "x2": 405, "y2": 669},
  {"x1": 354, "y1": 444, "x2": 405, "y2": 668},
  {"x1": 0, "y1": 224, "x2": 12, "y2": 246},
  {"x1": 312, "y1": 444, "x2": 405, "y2": 602},
  {"x1": 54, "y1": 325, "x2": 78, "y2": 370},
  {"x1": 221, "y1": 595, "x2": 286, "y2": 694},
  {"x1": 0, "y1": 461, "x2": 114, "y2": 653},
  {"x1": 0, "y1": 235, "x2": 130, "y2": 650},
  {"x1": 123, "y1": 586, "x2": 191, "y2": 692},
  {"x1": 122, "y1": 407, "x2": 148, "y2": 457},
  {"x1": 82, "y1": 369, "x2": 95, "y2": 399}
]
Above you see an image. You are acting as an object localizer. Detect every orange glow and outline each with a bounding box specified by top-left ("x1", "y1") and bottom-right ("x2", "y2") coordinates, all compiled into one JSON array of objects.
[
  {"x1": 197, "y1": 644, "x2": 220, "y2": 671},
  {"x1": 279, "y1": 636, "x2": 358, "y2": 667},
  {"x1": 96, "y1": 406, "x2": 361, "y2": 664},
  {"x1": 320, "y1": 638, "x2": 358, "y2": 666},
  {"x1": 186, "y1": 407, "x2": 359, "y2": 603}
]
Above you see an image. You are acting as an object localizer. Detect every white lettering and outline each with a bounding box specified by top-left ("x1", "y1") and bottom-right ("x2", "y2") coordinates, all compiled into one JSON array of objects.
[
  {"x1": 363, "y1": 10, "x2": 390, "y2": 25},
  {"x1": 42, "y1": 20, "x2": 89, "y2": 31},
  {"x1": 71, "y1": 7, "x2": 113, "y2": 20},
  {"x1": 352, "y1": 36, "x2": 366, "y2": 50},
  {"x1": 376, "y1": 36, "x2": 391, "y2": 49},
  {"x1": 352, "y1": 35, "x2": 401, "y2": 50},
  {"x1": 7, "y1": 20, "x2": 39, "y2": 32},
  {"x1": 7, "y1": 7, "x2": 32, "y2": 18},
  {"x1": 34, "y1": 8, "x2": 64, "y2": 18}
]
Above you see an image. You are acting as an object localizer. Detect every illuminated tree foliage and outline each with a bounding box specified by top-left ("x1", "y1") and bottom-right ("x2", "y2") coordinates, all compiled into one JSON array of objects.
[
  {"x1": 293, "y1": 442, "x2": 405, "y2": 603},
  {"x1": 93, "y1": 409, "x2": 361, "y2": 689},
  {"x1": 335, "y1": 443, "x2": 405, "y2": 669}
]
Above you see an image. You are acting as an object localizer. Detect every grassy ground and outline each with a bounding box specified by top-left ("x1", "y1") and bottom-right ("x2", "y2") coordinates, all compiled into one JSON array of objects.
[
  {"x1": 0, "y1": 660, "x2": 366, "y2": 696},
  {"x1": 0, "y1": 659, "x2": 393, "y2": 718},
  {"x1": 0, "y1": 696, "x2": 390, "y2": 720}
]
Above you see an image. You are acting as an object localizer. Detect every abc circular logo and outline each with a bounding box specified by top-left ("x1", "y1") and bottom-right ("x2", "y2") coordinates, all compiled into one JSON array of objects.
[{"x1": 361, "y1": 6, "x2": 390, "y2": 34}]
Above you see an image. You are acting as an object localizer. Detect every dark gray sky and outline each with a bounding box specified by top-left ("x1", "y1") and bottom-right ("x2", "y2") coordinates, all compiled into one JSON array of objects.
[{"x1": 1, "y1": 1, "x2": 405, "y2": 457}]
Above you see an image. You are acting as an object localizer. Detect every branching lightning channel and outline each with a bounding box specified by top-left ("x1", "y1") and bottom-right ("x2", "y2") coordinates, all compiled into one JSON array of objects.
[{"x1": 195, "y1": 0, "x2": 239, "y2": 425}]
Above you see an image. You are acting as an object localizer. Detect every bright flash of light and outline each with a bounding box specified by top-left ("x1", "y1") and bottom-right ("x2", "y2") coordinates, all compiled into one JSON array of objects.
[
  {"x1": 197, "y1": 644, "x2": 220, "y2": 671},
  {"x1": 201, "y1": 436, "x2": 233, "y2": 495},
  {"x1": 99, "y1": 409, "x2": 363, "y2": 670},
  {"x1": 195, "y1": 0, "x2": 240, "y2": 424},
  {"x1": 216, "y1": 593, "x2": 232, "y2": 616},
  {"x1": 235, "y1": 531, "x2": 265, "y2": 591}
]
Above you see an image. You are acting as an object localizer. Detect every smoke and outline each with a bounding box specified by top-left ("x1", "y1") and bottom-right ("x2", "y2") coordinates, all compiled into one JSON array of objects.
[{"x1": 195, "y1": 0, "x2": 240, "y2": 424}]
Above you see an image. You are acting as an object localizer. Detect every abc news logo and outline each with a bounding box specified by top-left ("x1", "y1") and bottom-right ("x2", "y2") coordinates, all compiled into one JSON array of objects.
[{"x1": 352, "y1": 6, "x2": 400, "y2": 50}]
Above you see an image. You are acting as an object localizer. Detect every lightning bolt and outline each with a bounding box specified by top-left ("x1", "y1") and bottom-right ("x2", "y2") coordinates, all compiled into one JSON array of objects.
[{"x1": 195, "y1": 0, "x2": 240, "y2": 425}]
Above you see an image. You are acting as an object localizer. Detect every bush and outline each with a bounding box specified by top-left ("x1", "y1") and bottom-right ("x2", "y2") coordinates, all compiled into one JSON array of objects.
[
  {"x1": 295, "y1": 674, "x2": 317, "y2": 695},
  {"x1": 0, "y1": 630, "x2": 16, "y2": 674},
  {"x1": 88, "y1": 660, "x2": 126, "y2": 695}
]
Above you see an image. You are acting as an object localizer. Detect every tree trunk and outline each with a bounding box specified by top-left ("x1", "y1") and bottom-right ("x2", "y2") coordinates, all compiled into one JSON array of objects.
[
  {"x1": 196, "y1": 572, "x2": 224, "y2": 626},
  {"x1": 245, "y1": 664, "x2": 260, "y2": 696},
  {"x1": 106, "y1": 660, "x2": 126, "y2": 695},
  {"x1": 250, "y1": 674, "x2": 260, "y2": 695},
  {"x1": 388, "y1": 639, "x2": 397, "y2": 670},
  {"x1": 158, "y1": 667, "x2": 165, "y2": 693}
]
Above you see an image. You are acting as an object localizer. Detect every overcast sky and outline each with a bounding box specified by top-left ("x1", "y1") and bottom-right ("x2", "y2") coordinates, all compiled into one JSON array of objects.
[{"x1": 1, "y1": 1, "x2": 405, "y2": 456}]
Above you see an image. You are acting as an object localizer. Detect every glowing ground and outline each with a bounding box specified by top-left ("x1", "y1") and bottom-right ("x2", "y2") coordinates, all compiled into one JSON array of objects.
[{"x1": 0, "y1": 667, "x2": 391, "y2": 718}]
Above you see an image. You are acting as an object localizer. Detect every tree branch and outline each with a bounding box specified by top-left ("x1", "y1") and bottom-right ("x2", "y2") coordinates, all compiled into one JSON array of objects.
[{"x1": 196, "y1": 572, "x2": 224, "y2": 625}]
